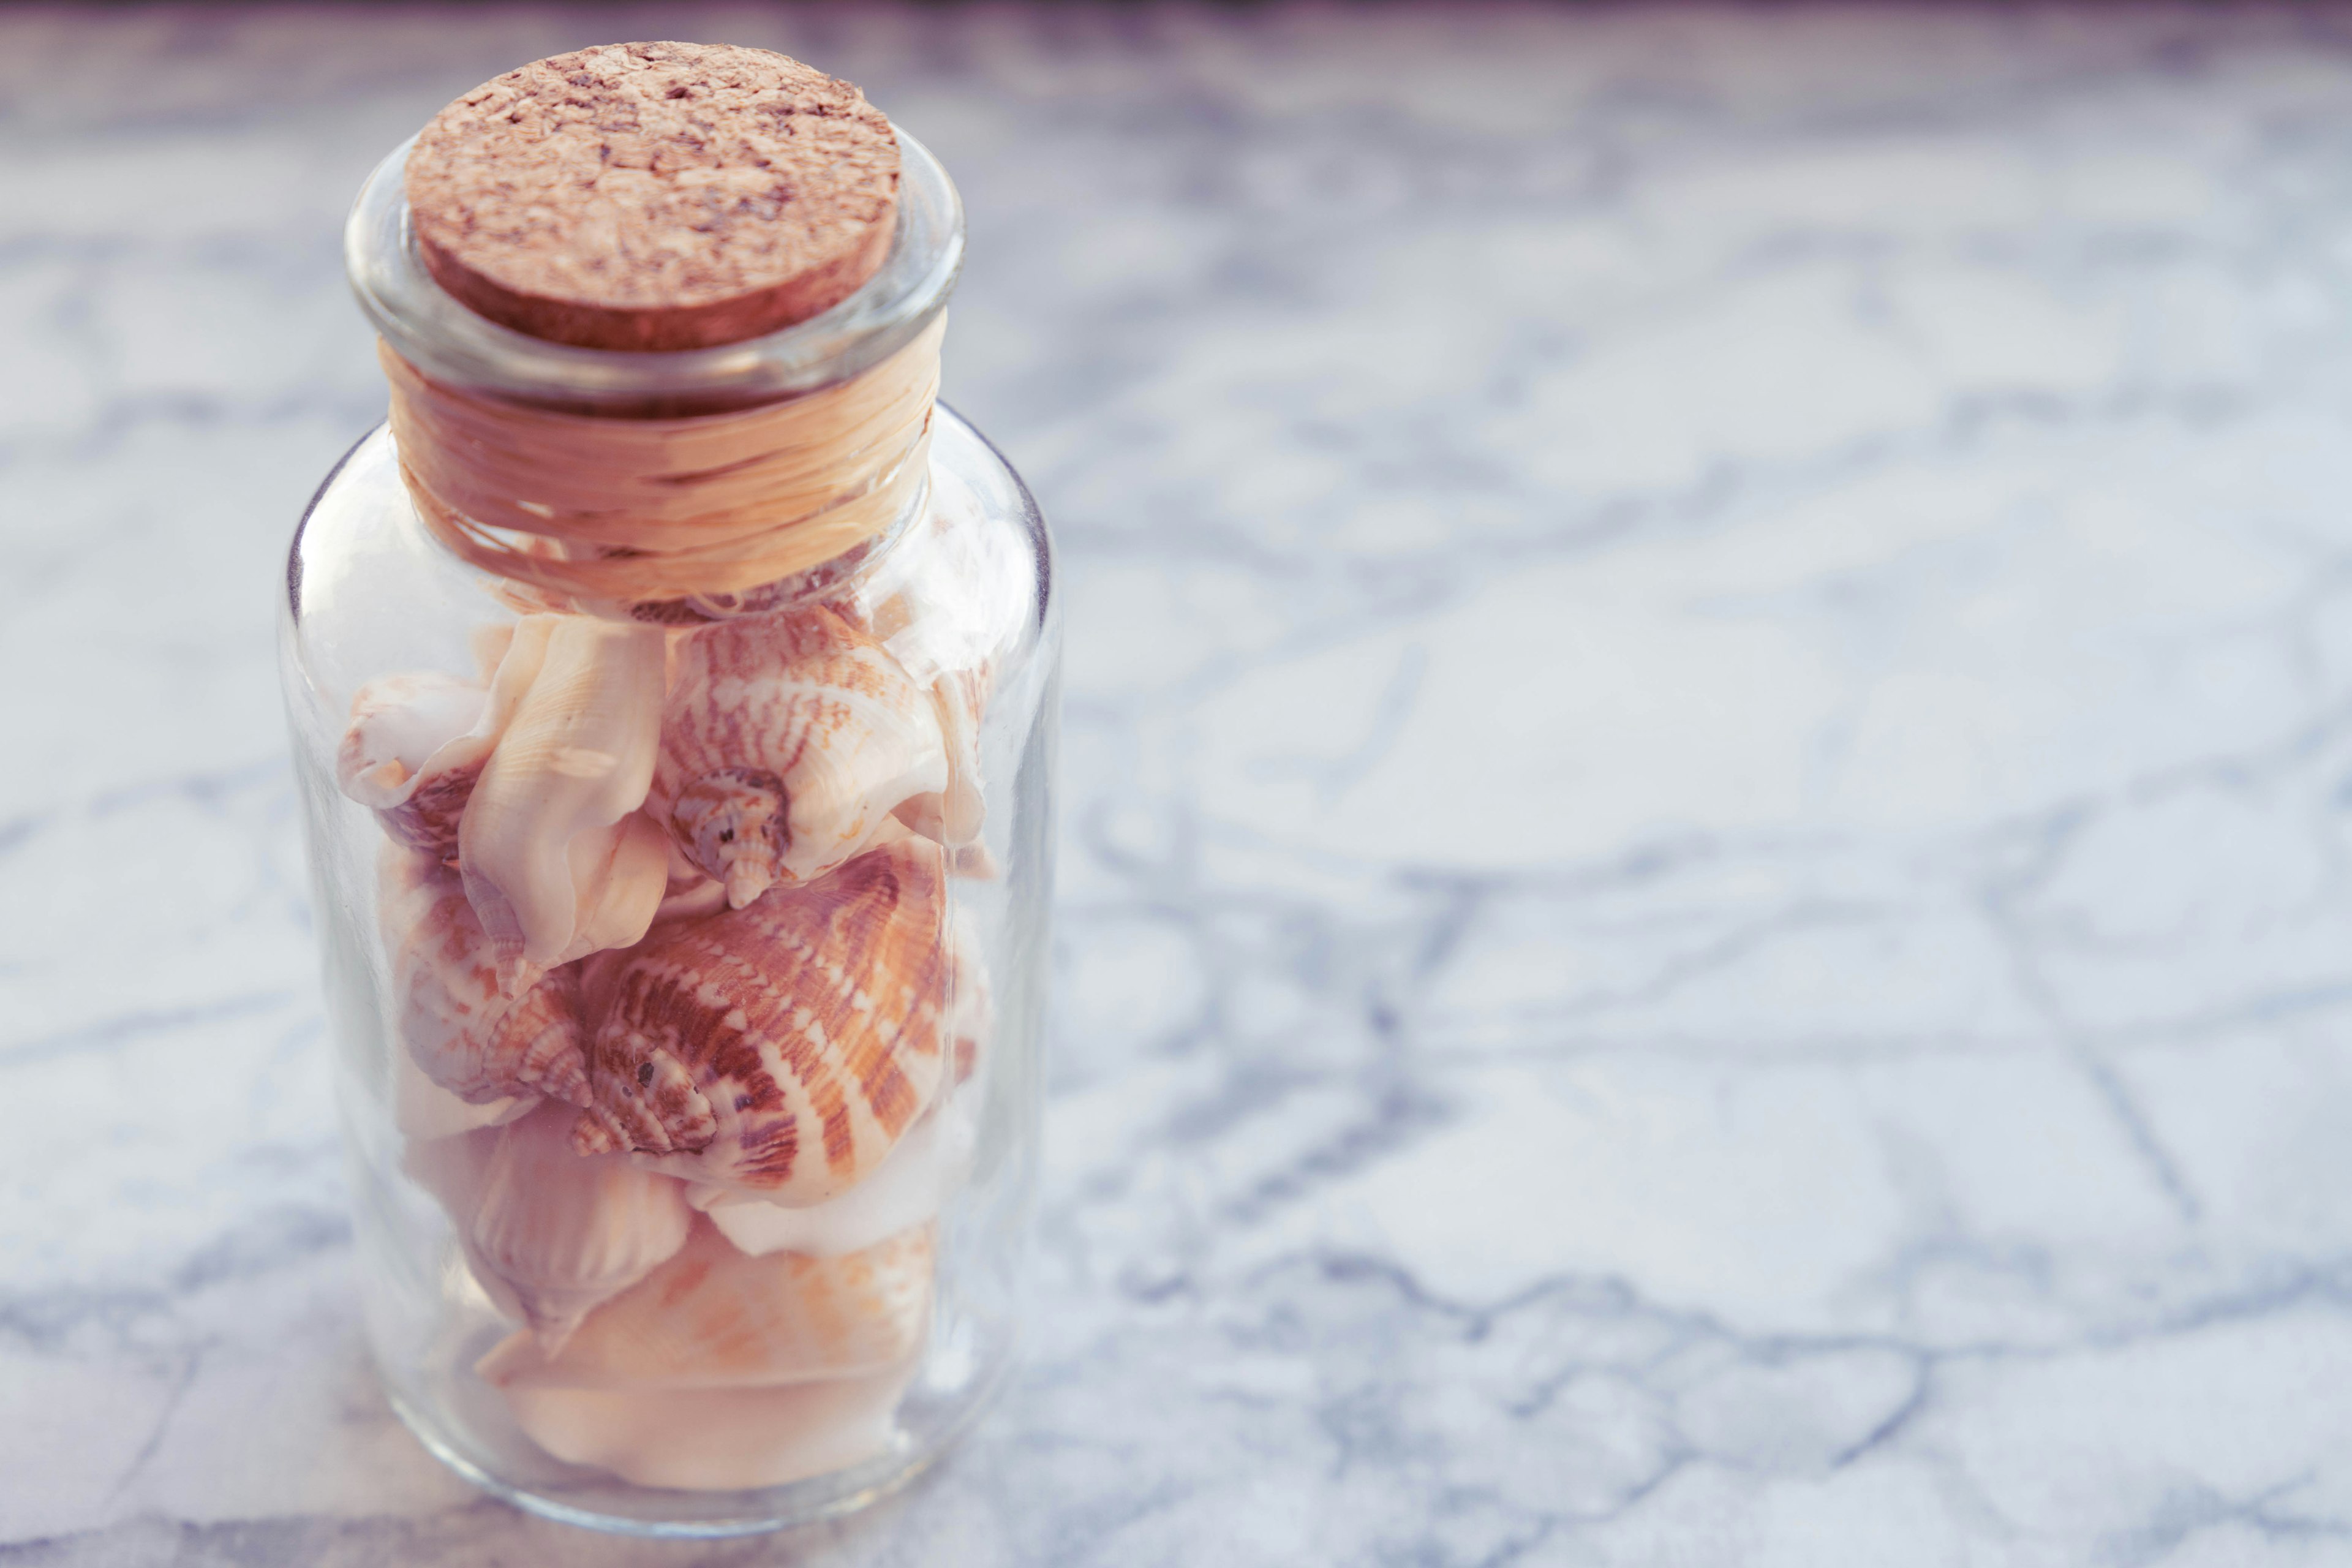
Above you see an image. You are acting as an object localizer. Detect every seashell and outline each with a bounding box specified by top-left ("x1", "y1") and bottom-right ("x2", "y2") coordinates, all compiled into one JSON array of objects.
[
  {"x1": 460, "y1": 616, "x2": 669, "y2": 972},
  {"x1": 865, "y1": 481, "x2": 1030, "y2": 847},
  {"x1": 650, "y1": 840, "x2": 730, "y2": 925},
  {"x1": 478, "y1": 1219, "x2": 934, "y2": 1390},
  {"x1": 337, "y1": 671, "x2": 489, "y2": 858},
  {"x1": 380, "y1": 844, "x2": 591, "y2": 1106},
  {"x1": 691, "y1": 1097, "x2": 974, "y2": 1259},
  {"x1": 571, "y1": 834, "x2": 951, "y2": 1202},
  {"x1": 654, "y1": 605, "x2": 947, "y2": 910},
  {"x1": 944, "y1": 907, "x2": 992, "y2": 1085},
  {"x1": 335, "y1": 617, "x2": 560, "y2": 858},
  {"x1": 393, "y1": 1047, "x2": 535, "y2": 1142},
  {"x1": 891, "y1": 668, "x2": 987, "y2": 849},
  {"x1": 444, "y1": 1101, "x2": 695, "y2": 1348},
  {"x1": 496, "y1": 1359, "x2": 918, "y2": 1491}
]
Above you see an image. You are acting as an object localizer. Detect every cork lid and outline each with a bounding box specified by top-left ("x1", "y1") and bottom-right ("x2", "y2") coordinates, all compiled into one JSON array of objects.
[{"x1": 405, "y1": 42, "x2": 900, "y2": 352}]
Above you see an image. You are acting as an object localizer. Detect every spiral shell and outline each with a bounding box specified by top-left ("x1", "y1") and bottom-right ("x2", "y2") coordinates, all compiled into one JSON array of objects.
[
  {"x1": 571, "y1": 834, "x2": 951, "y2": 1202},
  {"x1": 380, "y1": 845, "x2": 590, "y2": 1106},
  {"x1": 478, "y1": 1219, "x2": 933, "y2": 1390},
  {"x1": 654, "y1": 605, "x2": 947, "y2": 910}
]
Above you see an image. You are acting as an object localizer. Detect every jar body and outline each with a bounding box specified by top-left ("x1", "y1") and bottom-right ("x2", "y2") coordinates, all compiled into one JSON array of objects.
[{"x1": 281, "y1": 409, "x2": 1056, "y2": 1534}]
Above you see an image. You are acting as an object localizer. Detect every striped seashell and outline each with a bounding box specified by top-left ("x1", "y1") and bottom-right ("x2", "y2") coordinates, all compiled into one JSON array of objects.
[
  {"x1": 477, "y1": 1219, "x2": 934, "y2": 1390},
  {"x1": 380, "y1": 845, "x2": 590, "y2": 1106},
  {"x1": 571, "y1": 834, "x2": 951, "y2": 1202},
  {"x1": 654, "y1": 605, "x2": 947, "y2": 911}
]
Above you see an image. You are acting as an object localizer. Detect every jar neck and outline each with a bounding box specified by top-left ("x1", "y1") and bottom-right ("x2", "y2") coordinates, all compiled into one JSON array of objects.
[
  {"x1": 350, "y1": 128, "x2": 962, "y2": 621},
  {"x1": 560, "y1": 462, "x2": 935, "y2": 628}
]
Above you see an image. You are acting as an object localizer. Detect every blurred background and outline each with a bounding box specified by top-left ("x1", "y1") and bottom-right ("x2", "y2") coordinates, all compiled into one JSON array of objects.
[{"x1": 13, "y1": 4, "x2": 2352, "y2": 1564}]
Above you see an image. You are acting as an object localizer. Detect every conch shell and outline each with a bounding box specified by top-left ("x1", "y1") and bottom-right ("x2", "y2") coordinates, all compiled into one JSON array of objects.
[
  {"x1": 478, "y1": 1220, "x2": 934, "y2": 1390},
  {"x1": 494, "y1": 1362, "x2": 918, "y2": 1491},
  {"x1": 405, "y1": 1101, "x2": 695, "y2": 1347},
  {"x1": 654, "y1": 605, "x2": 947, "y2": 910},
  {"x1": 572, "y1": 835, "x2": 951, "y2": 1202},
  {"x1": 380, "y1": 845, "x2": 590, "y2": 1106},
  {"x1": 459, "y1": 616, "x2": 671, "y2": 973}
]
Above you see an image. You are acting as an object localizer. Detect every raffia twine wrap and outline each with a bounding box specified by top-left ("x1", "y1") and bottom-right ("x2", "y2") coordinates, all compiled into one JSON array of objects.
[{"x1": 380, "y1": 315, "x2": 944, "y2": 603}]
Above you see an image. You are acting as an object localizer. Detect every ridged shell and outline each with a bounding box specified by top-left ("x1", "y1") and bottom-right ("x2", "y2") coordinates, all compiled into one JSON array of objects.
[
  {"x1": 571, "y1": 835, "x2": 950, "y2": 1202},
  {"x1": 654, "y1": 605, "x2": 947, "y2": 910},
  {"x1": 459, "y1": 616, "x2": 669, "y2": 971},
  {"x1": 380, "y1": 845, "x2": 590, "y2": 1106},
  {"x1": 495, "y1": 1360, "x2": 916, "y2": 1491},
  {"x1": 478, "y1": 1219, "x2": 933, "y2": 1390},
  {"x1": 459, "y1": 1101, "x2": 695, "y2": 1347}
]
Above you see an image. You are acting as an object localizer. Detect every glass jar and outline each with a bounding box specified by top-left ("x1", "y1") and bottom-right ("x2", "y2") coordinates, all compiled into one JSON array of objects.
[{"x1": 279, "y1": 125, "x2": 1057, "y2": 1535}]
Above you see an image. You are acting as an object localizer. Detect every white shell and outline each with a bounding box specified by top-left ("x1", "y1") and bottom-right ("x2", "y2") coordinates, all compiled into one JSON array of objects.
[
  {"x1": 393, "y1": 1049, "x2": 535, "y2": 1142},
  {"x1": 477, "y1": 1219, "x2": 933, "y2": 1392},
  {"x1": 408, "y1": 1101, "x2": 695, "y2": 1347},
  {"x1": 866, "y1": 477, "x2": 1028, "y2": 847},
  {"x1": 459, "y1": 616, "x2": 669, "y2": 971},
  {"x1": 496, "y1": 1360, "x2": 917, "y2": 1491},
  {"x1": 690, "y1": 1098, "x2": 976, "y2": 1259},
  {"x1": 336, "y1": 671, "x2": 490, "y2": 857}
]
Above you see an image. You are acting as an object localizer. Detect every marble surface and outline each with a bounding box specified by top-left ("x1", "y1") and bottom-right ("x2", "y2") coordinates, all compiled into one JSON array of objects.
[{"x1": 9, "y1": 3, "x2": 2352, "y2": 1562}]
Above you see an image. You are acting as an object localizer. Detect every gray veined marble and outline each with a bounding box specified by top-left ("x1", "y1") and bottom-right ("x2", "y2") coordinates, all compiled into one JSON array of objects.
[{"x1": 8, "y1": 3, "x2": 2352, "y2": 1563}]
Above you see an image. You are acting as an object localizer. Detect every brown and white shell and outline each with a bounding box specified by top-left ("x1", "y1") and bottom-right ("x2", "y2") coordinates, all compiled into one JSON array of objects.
[
  {"x1": 405, "y1": 1101, "x2": 695, "y2": 1348},
  {"x1": 477, "y1": 1219, "x2": 933, "y2": 1390},
  {"x1": 653, "y1": 605, "x2": 948, "y2": 910},
  {"x1": 380, "y1": 844, "x2": 590, "y2": 1106},
  {"x1": 460, "y1": 615, "x2": 671, "y2": 972},
  {"x1": 571, "y1": 834, "x2": 951, "y2": 1202}
]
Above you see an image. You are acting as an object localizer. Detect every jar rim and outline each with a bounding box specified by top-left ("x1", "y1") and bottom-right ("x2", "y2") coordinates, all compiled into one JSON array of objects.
[{"x1": 346, "y1": 127, "x2": 964, "y2": 413}]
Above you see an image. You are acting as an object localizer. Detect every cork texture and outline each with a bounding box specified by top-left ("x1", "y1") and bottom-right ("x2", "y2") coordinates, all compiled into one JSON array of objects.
[{"x1": 405, "y1": 42, "x2": 900, "y2": 352}]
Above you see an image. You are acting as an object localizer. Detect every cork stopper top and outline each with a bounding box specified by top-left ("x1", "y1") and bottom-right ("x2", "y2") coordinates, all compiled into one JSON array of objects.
[{"x1": 405, "y1": 42, "x2": 900, "y2": 353}]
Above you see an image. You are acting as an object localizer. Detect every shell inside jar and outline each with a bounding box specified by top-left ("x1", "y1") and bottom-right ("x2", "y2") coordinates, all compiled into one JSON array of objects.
[{"x1": 337, "y1": 541, "x2": 1005, "y2": 1491}]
